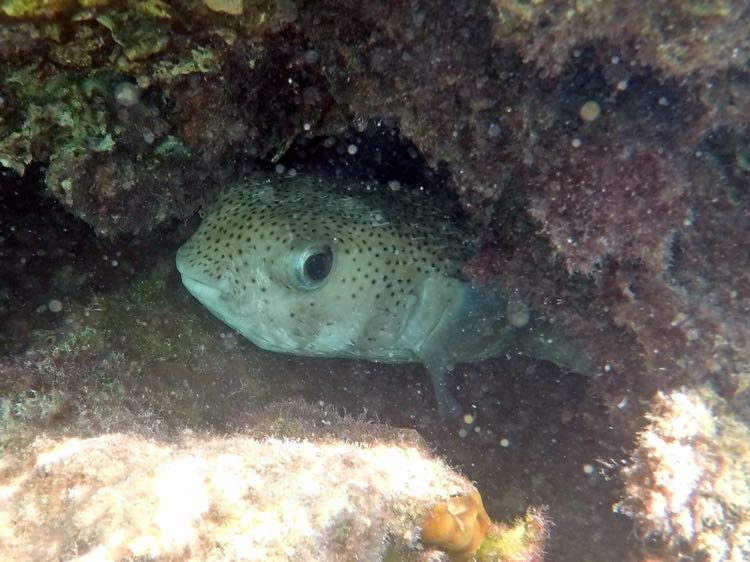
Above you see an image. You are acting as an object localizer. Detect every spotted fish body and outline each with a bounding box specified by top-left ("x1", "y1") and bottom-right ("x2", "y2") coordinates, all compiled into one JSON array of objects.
[{"x1": 176, "y1": 175, "x2": 590, "y2": 416}]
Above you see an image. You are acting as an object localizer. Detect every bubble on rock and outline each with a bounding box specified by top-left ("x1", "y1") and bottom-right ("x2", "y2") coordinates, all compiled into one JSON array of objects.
[
  {"x1": 487, "y1": 122, "x2": 502, "y2": 138},
  {"x1": 48, "y1": 299, "x2": 63, "y2": 313}
]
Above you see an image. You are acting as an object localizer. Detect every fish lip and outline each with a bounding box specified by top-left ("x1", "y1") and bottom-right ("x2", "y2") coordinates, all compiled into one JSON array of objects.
[{"x1": 180, "y1": 274, "x2": 222, "y2": 301}]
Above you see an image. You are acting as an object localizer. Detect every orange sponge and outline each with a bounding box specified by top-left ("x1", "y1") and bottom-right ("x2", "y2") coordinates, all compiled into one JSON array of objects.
[{"x1": 421, "y1": 488, "x2": 491, "y2": 561}]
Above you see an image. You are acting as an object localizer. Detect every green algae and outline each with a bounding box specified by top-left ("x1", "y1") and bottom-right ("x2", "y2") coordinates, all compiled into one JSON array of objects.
[
  {"x1": 0, "y1": 375, "x2": 130, "y2": 453},
  {"x1": 3, "y1": 0, "x2": 81, "y2": 18},
  {"x1": 150, "y1": 46, "x2": 221, "y2": 82},
  {"x1": 0, "y1": 70, "x2": 117, "y2": 176},
  {"x1": 96, "y1": 8, "x2": 169, "y2": 61},
  {"x1": 48, "y1": 24, "x2": 109, "y2": 69},
  {"x1": 153, "y1": 135, "x2": 190, "y2": 158},
  {"x1": 475, "y1": 510, "x2": 547, "y2": 562},
  {"x1": 46, "y1": 326, "x2": 101, "y2": 355},
  {"x1": 83, "y1": 266, "x2": 222, "y2": 363},
  {"x1": 0, "y1": 60, "x2": 210, "y2": 234},
  {"x1": 0, "y1": 261, "x2": 241, "y2": 451},
  {"x1": 266, "y1": 415, "x2": 308, "y2": 439},
  {"x1": 0, "y1": 390, "x2": 65, "y2": 449},
  {"x1": 0, "y1": 0, "x2": 165, "y2": 20}
]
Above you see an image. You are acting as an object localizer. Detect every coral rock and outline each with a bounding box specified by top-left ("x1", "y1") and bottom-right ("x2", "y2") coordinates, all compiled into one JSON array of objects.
[
  {"x1": 0, "y1": 432, "x2": 476, "y2": 562},
  {"x1": 616, "y1": 386, "x2": 750, "y2": 562},
  {"x1": 530, "y1": 137, "x2": 689, "y2": 275}
]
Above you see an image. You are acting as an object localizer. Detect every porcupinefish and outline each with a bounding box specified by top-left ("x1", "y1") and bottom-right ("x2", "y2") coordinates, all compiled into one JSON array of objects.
[{"x1": 176, "y1": 175, "x2": 591, "y2": 416}]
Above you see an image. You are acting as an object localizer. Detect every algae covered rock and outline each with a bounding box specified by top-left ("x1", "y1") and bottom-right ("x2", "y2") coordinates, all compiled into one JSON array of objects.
[
  {"x1": 617, "y1": 385, "x2": 750, "y2": 562},
  {"x1": 0, "y1": 0, "x2": 301, "y2": 235},
  {"x1": 0, "y1": 430, "x2": 542, "y2": 562},
  {"x1": 0, "y1": 2, "x2": 749, "y2": 561},
  {"x1": 491, "y1": 0, "x2": 750, "y2": 79}
]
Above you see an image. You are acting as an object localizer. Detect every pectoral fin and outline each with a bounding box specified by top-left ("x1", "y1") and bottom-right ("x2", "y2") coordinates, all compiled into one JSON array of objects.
[
  {"x1": 401, "y1": 277, "x2": 467, "y2": 417},
  {"x1": 517, "y1": 321, "x2": 593, "y2": 375},
  {"x1": 401, "y1": 276, "x2": 592, "y2": 416},
  {"x1": 421, "y1": 351, "x2": 463, "y2": 418}
]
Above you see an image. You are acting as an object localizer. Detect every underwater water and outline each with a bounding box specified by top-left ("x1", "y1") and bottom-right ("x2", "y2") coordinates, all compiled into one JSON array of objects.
[{"x1": 1, "y1": 2, "x2": 749, "y2": 562}]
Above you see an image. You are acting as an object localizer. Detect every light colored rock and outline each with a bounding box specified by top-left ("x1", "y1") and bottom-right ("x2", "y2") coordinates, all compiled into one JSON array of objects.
[{"x1": 0, "y1": 432, "x2": 473, "y2": 562}]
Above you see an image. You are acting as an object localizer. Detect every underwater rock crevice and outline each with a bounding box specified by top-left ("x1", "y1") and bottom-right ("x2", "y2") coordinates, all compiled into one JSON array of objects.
[{"x1": 0, "y1": 3, "x2": 749, "y2": 562}]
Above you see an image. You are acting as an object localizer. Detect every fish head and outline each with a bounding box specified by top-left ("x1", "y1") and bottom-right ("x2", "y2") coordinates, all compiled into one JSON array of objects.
[{"x1": 176, "y1": 176, "x2": 468, "y2": 360}]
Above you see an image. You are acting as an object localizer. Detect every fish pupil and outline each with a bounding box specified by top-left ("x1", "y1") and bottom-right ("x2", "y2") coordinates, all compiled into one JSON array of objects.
[{"x1": 303, "y1": 245, "x2": 334, "y2": 284}]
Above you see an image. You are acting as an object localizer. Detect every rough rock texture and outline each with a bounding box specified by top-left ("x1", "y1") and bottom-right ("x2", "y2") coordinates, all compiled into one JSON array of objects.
[
  {"x1": 0, "y1": 0, "x2": 309, "y2": 234},
  {"x1": 2, "y1": 0, "x2": 746, "y2": 232},
  {"x1": 491, "y1": 0, "x2": 750, "y2": 79},
  {"x1": 528, "y1": 137, "x2": 689, "y2": 276},
  {"x1": 0, "y1": 2, "x2": 749, "y2": 561},
  {"x1": 0, "y1": 383, "x2": 549, "y2": 562},
  {"x1": 617, "y1": 386, "x2": 750, "y2": 562},
  {"x1": 0, "y1": 431, "x2": 475, "y2": 561},
  {"x1": 0, "y1": 237, "x2": 627, "y2": 561}
]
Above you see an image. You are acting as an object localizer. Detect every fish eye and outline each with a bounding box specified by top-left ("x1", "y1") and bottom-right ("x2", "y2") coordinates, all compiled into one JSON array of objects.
[{"x1": 294, "y1": 244, "x2": 334, "y2": 289}]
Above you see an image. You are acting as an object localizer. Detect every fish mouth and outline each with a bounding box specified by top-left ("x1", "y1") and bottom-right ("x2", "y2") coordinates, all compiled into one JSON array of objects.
[
  {"x1": 180, "y1": 275, "x2": 223, "y2": 302},
  {"x1": 176, "y1": 248, "x2": 228, "y2": 299},
  {"x1": 179, "y1": 274, "x2": 285, "y2": 354}
]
